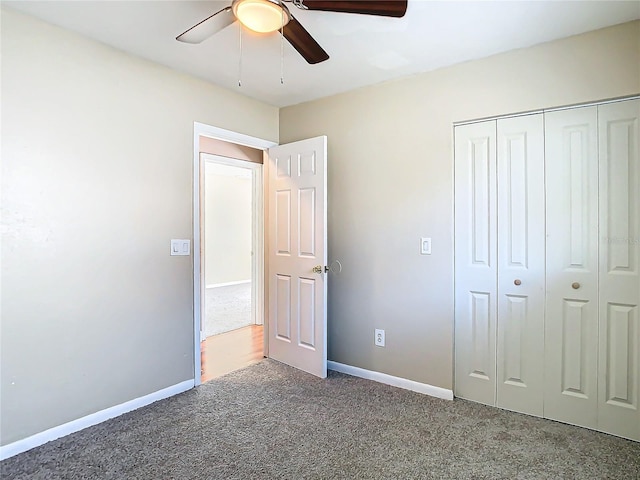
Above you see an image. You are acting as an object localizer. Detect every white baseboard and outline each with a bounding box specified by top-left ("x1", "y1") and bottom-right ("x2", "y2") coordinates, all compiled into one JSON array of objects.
[
  {"x1": 206, "y1": 280, "x2": 251, "y2": 289},
  {"x1": 0, "y1": 379, "x2": 194, "y2": 461},
  {"x1": 327, "y1": 361, "x2": 454, "y2": 401}
]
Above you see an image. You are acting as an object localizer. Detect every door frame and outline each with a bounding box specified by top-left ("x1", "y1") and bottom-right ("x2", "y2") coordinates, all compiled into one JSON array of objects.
[
  {"x1": 192, "y1": 122, "x2": 276, "y2": 386},
  {"x1": 201, "y1": 153, "x2": 263, "y2": 333}
]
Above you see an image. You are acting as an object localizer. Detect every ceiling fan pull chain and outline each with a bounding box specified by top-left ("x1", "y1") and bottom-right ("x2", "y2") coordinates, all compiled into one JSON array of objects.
[
  {"x1": 280, "y1": 9, "x2": 285, "y2": 85},
  {"x1": 238, "y1": 25, "x2": 243, "y2": 87}
]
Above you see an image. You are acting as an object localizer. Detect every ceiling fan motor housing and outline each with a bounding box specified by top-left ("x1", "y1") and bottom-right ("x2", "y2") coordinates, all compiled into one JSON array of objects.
[{"x1": 231, "y1": 0, "x2": 292, "y2": 34}]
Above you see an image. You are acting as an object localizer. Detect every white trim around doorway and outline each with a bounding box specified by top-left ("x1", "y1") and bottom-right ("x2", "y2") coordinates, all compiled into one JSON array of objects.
[{"x1": 192, "y1": 122, "x2": 276, "y2": 387}]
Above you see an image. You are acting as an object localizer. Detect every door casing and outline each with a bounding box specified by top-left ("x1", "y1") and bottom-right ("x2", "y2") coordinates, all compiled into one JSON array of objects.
[{"x1": 192, "y1": 122, "x2": 276, "y2": 386}]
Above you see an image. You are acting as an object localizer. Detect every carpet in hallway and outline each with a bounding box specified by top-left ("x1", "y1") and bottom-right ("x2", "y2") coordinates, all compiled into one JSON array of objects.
[{"x1": 204, "y1": 282, "x2": 252, "y2": 337}]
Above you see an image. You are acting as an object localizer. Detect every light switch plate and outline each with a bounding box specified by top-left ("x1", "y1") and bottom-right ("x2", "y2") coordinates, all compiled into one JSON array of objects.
[
  {"x1": 171, "y1": 239, "x2": 190, "y2": 256},
  {"x1": 420, "y1": 237, "x2": 432, "y2": 255}
]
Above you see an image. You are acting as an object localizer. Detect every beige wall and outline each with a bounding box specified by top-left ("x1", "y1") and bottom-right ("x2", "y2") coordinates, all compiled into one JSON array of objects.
[
  {"x1": 204, "y1": 164, "x2": 252, "y2": 286},
  {"x1": 280, "y1": 21, "x2": 640, "y2": 390},
  {"x1": 0, "y1": 8, "x2": 278, "y2": 445}
]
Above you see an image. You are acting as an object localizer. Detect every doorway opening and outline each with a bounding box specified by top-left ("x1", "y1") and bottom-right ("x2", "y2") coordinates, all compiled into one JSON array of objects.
[
  {"x1": 193, "y1": 124, "x2": 277, "y2": 385},
  {"x1": 200, "y1": 155, "x2": 262, "y2": 382}
]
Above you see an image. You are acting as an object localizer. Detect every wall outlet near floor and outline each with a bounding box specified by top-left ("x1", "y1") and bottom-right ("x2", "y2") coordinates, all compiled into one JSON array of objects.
[{"x1": 375, "y1": 329, "x2": 385, "y2": 347}]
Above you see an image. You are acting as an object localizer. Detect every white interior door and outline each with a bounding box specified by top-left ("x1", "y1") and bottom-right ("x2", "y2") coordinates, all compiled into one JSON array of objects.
[
  {"x1": 544, "y1": 106, "x2": 599, "y2": 429},
  {"x1": 454, "y1": 120, "x2": 498, "y2": 406},
  {"x1": 496, "y1": 114, "x2": 545, "y2": 417},
  {"x1": 267, "y1": 136, "x2": 327, "y2": 378},
  {"x1": 597, "y1": 99, "x2": 640, "y2": 441}
]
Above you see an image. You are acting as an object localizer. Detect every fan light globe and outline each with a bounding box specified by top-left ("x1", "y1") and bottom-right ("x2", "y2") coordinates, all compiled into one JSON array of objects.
[{"x1": 232, "y1": 0, "x2": 291, "y2": 33}]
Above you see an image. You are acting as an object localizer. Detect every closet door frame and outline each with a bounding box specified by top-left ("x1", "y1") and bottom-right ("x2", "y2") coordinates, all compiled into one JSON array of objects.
[{"x1": 454, "y1": 95, "x2": 640, "y2": 442}]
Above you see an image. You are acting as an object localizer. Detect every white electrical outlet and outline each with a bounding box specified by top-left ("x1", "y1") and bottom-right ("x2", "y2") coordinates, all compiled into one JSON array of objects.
[{"x1": 375, "y1": 329, "x2": 385, "y2": 347}]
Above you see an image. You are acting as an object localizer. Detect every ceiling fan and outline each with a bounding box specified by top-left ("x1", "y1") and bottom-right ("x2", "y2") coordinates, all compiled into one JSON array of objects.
[{"x1": 176, "y1": 0, "x2": 408, "y2": 64}]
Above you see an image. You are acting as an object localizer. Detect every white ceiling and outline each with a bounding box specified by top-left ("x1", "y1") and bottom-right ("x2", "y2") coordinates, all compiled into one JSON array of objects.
[{"x1": 4, "y1": 1, "x2": 639, "y2": 107}]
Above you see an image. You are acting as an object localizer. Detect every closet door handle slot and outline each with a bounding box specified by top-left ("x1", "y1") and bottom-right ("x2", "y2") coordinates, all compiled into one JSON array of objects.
[
  {"x1": 514, "y1": 279, "x2": 522, "y2": 286},
  {"x1": 572, "y1": 282, "x2": 580, "y2": 290}
]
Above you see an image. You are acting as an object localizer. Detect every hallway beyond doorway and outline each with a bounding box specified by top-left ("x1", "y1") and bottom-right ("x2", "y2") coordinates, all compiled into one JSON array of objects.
[{"x1": 204, "y1": 282, "x2": 252, "y2": 337}]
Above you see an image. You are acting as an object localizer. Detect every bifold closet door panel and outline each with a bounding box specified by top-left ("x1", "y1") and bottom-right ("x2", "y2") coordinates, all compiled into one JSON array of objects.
[
  {"x1": 598, "y1": 99, "x2": 640, "y2": 441},
  {"x1": 496, "y1": 114, "x2": 545, "y2": 417},
  {"x1": 454, "y1": 120, "x2": 498, "y2": 406},
  {"x1": 544, "y1": 107, "x2": 599, "y2": 429}
]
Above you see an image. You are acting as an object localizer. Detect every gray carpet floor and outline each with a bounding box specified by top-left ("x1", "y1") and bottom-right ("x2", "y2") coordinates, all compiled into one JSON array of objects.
[
  {"x1": 2, "y1": 360, "x2": 639, "y2": 480},
  {"x1": 204, "y1": 283, "x2": 252, "y2": 337}
]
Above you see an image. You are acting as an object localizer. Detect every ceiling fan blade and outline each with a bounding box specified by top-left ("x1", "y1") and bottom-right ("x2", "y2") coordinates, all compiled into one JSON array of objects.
[
  {"x1": 282, "y1": 16, "x2": 329, "y2": 65},
  {"x1": 300, "y1": 0, "x2": 407, "y2": 17},
  {"x1": 176, "y1": 6, "x2": 235, "y2": 44}
]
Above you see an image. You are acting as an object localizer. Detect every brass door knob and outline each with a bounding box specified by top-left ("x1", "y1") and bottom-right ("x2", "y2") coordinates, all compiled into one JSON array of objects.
[
  {"x1": 572, "y1": 282, "x2": 580, "y2": 289},
  {"x1": 312, "y1": 265, "x2": 323, "y2": 274},
  {"x1": 514, "y1": 279, "x2": 522, "y2": 286}
]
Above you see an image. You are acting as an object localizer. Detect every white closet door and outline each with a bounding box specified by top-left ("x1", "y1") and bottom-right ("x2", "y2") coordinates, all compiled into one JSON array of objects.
[
  {"x1": 544, "y1": 107, "x2": 599, "y2": 429},
  {"x1": 454, "y1": 120, "x2": 498, "y2": 406},
  {"x1": 496, "y1": 114, "x2": 545, "y2": 416},
  {"x1": 598, "y1": 99, "x2": 640, "y2": 441}
]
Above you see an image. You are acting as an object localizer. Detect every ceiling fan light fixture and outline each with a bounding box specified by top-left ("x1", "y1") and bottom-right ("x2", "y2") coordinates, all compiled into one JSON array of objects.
[{"x1": 232, "y1": 0, "x2": 291, "y2": 34}]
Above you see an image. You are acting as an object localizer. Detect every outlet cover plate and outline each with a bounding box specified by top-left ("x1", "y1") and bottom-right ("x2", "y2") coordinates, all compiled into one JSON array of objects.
[
  {"x1": 171, "y1": 239, "x2": 191, "y2": 256},
  {"x1": 375, "y1": 329, "x2": 385, "y2": 347}
]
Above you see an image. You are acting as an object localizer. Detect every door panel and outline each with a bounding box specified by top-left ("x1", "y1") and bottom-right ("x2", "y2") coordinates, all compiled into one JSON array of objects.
[
  {"x1": 454, "y1": 121, "x2": 498, "y2": 406},
  {"x1": 298, "y1": 278, "x2": 316, "y2": 348},
  {"x1": 268, "y1": 136, "x2": 327, "y2": 378},
  {"x1": 503, "y1": 294, "x2": 527, "y2": 387},
  {"x1": 544, "y1": 107, "x2": 599, "y2": 429},
  {"x1": 598, "y1": 99, "x2": 640, "y2": 441},
  {"x1": 496, "y1": 114, "x2": 545, "y2": 416},
  {"x1": 275, "y1": 190, "x2": 292, "y2": 254},
  {"x1": 605, "y1": 303, "x2": 636, "y2": 406},
  {"x1": 275, "y1": 274, "x2": 292, "y2": 340},
  {"x1": 560, "y1": 299, "x2": 590, "y2": 396},
  {"x1": 469, "y1": 291, "x2": 492, "y2": 381},
  {"x1": 298, "y1": 188, "x2": 316, "y2": 257}
]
